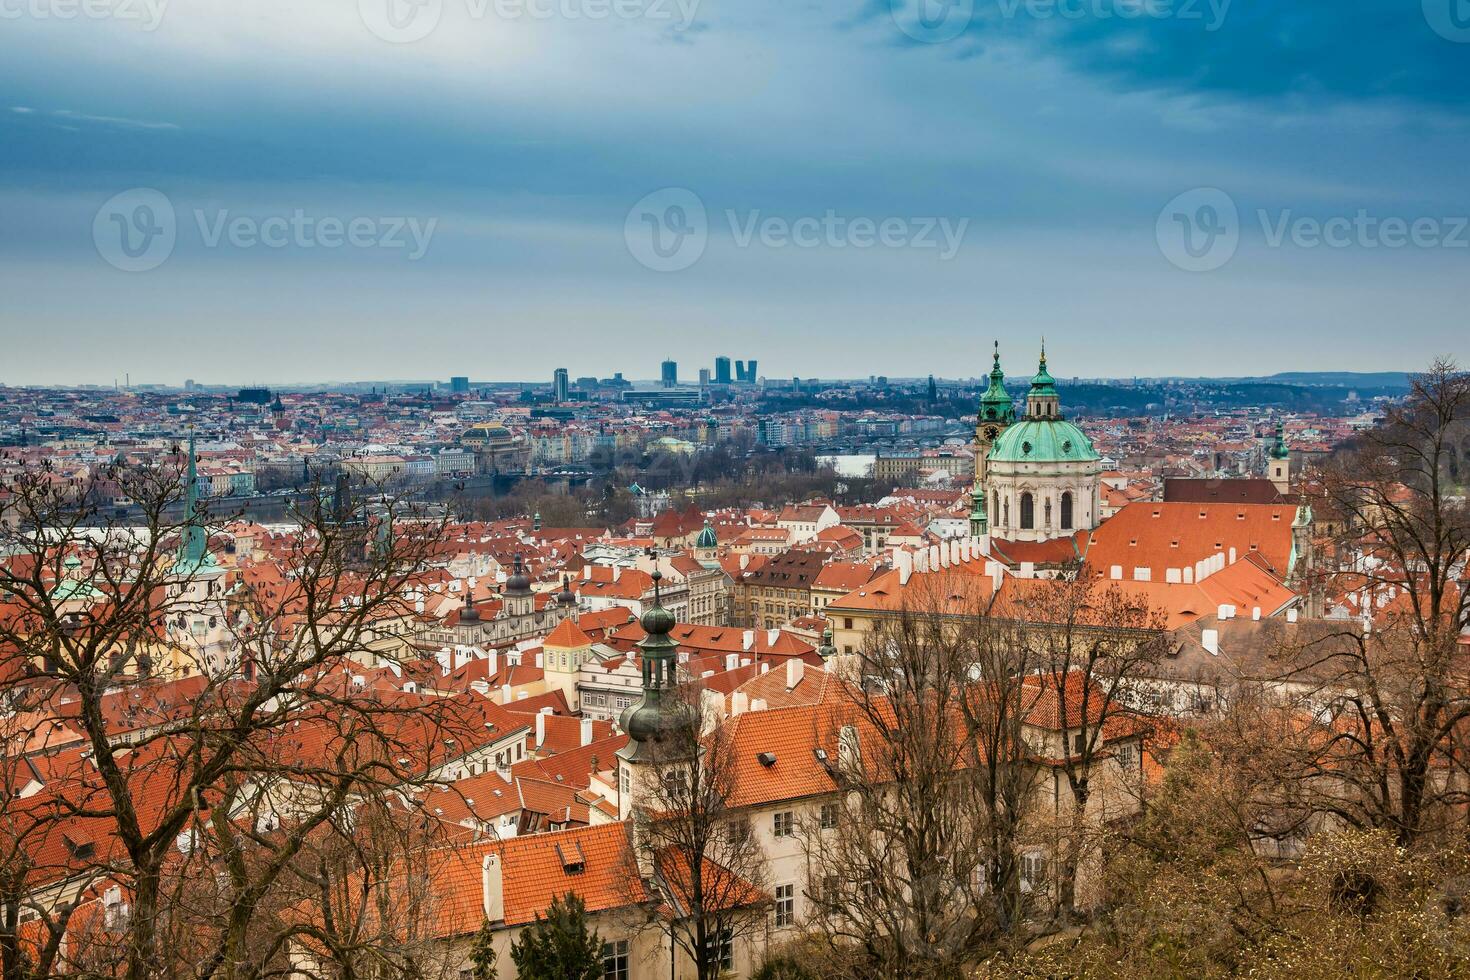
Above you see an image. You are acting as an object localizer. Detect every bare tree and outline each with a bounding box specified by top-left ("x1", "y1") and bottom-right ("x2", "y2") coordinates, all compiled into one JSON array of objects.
[
  {"x1": 1021, "y1": 574, "x2": 1166, "y2": 921},
  {"x1": 625, "y1": 682, "x2": 770, "y2": 980},
  {"x1": 1286, "y1": 358, "x2": 1470, "y2": 846},
  {"x1": 804, "y1": 576, "x2": 1042, "y2": 979},
  {"x1": 0, "y1": 450, "x2": 460, "y2": 979}
]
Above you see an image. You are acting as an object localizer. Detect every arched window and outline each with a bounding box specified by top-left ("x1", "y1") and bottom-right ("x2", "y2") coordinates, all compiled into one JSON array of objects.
[
  {"x1": 1061, "y1": 491, "x2": 1074, "y2": 530},
  {"x1": 1020, "y1": 492, "x2": 1035, "y2": 530}
]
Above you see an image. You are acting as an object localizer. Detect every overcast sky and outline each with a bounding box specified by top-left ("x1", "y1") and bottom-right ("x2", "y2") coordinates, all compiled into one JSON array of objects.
[{"x1": 1, "y1": 0, "x2": 1467, "y2": 385}]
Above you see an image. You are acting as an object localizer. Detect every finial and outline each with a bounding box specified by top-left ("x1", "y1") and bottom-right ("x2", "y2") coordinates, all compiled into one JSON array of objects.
[
  {"x1": 992, "y1": 340, "x2": 1000, "y2": 370},
  {"x1": 1039, "y1": 336, "x2": 1046, "y2": 369},
  {"x1": 652, "y1": 568, "x2": 663, "y2": 599}
]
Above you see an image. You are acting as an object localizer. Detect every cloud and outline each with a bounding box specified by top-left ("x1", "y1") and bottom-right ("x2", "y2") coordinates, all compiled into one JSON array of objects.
[
  {"x1": 868, "y1": 0, "x2": 1470, "y2": 113},
  {"x1": 51, "y1": 109, "x2": 181, "y2": 131}
]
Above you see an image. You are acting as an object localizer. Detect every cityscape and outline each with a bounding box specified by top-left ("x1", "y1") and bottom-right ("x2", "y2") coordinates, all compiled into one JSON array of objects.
[{"x1": 3, "y1": 1, "x2": 1469, "y2": 978}]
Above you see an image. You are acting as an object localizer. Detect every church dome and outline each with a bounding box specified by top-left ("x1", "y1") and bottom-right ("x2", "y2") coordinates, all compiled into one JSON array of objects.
[
  {"x1": 695, "y1": 521, "x2": 718, "y2": 549},
  {"x1": 989, "y1": 418, "x2": 1100, "y2": 464}
]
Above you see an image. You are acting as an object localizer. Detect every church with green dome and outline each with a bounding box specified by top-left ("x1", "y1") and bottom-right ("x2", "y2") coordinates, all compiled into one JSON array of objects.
[{"x1": 969, "y1": 344, "x2": 1103, "y2": 542}]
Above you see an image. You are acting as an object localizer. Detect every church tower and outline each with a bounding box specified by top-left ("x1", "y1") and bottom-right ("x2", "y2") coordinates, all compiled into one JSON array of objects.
[
  {"x1": 502, "y1": 553, "x2": 535, "y2": 620},
  {"x1": 971, "y1": 342, "x2": 1016, "y2": 537},
  {"x1": 616, "y1": 571, "x2": 695, "y2": 822},
  {"x1": 1268, "y1": 420, "x2": 1292, "y2": 495}
]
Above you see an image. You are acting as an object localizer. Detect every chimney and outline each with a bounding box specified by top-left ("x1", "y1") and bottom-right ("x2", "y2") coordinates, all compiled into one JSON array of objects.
[
  {"x1": 767, "y1": 629, "x2": 779, "y2": 646},
  {"x1": 1252, "y1": 606, "x2": 1261, "y2": 621},
  {"x1": 1228, "y1": 547, "x2": 1237, "y2": 564},
  {"x1": 731, "y1": 691, "x2": 749, "y2": 716},
  {"x1": 742, "y1": 630, "x2": 755, "y2": 651},
  {"x1": 534, "y1": 652, "x2": 543, "y2": 669},
  {"x1": 725, "y1": 653, "x2": 739, "y2": 672},
  {"x1": 612, "y1": 566, "x2": 621, "y2": 582},
  {"x1": 786, "y1": 658, "x2": 805, "y2": 690},
  {"x1": 751, "y1": 698, "x2": 768, "y2": 712},
  {"x1": 1201, "y1": 628, "x2": 1219, "y2": 655},
  {"x1": 739, "y1": 554, "x2": 750, "y2": 570},
  {"x1": 535, "y1": 712, "x2": 547, "y2": 748},
  {"x1": 482, "y1": 853, "x2": 504, "y2": 921},
  {"x1": 583, "y1": 566, "x2": 592, "y2": 581},
  {"x1": 500, "y1": 683, "x2": 511, "y2": 703},
  {"x1": 580, "y1": 717, "x2": 594, "y2": 747},
  {"x1": 896, "y1": 549, "x2": 913, "y2": 586}
]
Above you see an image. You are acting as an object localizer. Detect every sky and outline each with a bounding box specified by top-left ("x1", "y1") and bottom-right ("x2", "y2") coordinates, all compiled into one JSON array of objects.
[{"x1": 1, "y1": 0, "x2": 1467, "y2": 385}]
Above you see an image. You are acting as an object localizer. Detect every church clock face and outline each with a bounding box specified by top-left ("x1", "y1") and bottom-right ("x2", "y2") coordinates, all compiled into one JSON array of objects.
[{"x1": 984, "y1": 425, "x2": 1000, "y2": 441}]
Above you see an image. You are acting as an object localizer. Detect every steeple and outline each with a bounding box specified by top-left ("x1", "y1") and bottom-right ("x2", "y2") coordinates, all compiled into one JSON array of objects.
[
  {"x1": 617, "y1": 571, "x2": 692, "y2": 764},
  {"x1": 1025, "y1": 340, "x2": 1061, "y2": 419},
  {"x1": 978, "y1": 341, "x2": 1016, "y2": 424},
  {"x1": 178, "y1": 427, "x2": 208, "y2": 570},
  {"x1": 972, "y1": 341, "x2": 1015, "y2": 538}
]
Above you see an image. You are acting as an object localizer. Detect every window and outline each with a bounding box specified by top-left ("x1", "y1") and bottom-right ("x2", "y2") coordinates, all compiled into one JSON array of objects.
[
  {"x1": 773, "y1": 810, "x2": 794, "y2": 837},
  {"x1": 1020, "y1": 492, "x2": 1035, "y2": 530},
  {"x1": 819, "y1": 802, "x2": 839, "y2": 829},
  {"x1": 704, "y1": 927, "x2": 734, "y2": 972},
  {"x1": 1020, "y1": 851, "x2": 1047, "y2": 893},
  {"x1": 775, "y1": 883, "x2": 795, "y2": 927},
  {"x1": 602, "y1": 939, "x2": 629, "y2": 980},
  {"x1": 1061, "y1": 491, "x2": 1074, "y2": 530}
]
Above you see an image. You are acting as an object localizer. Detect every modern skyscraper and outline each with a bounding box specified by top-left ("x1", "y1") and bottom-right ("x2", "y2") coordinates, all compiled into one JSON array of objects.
[
  {"x1": 661, "y1": 359, "x2": 678, "y2": 388},
  {"x1": 552, "y1": 367, "x2": 569, "y2": 402},
  {"x1": 698, "y1": 368, "x2": 711, "y2": 388},
  {"x1": 714, "y1": 356, "x2": 732, "y2": 385},
  {"x1": 745, "y1": 359, "x2": 758, "y2": 382},
  {"x1": 450, "y1": 376, "x2": 470, "y2": 394}
]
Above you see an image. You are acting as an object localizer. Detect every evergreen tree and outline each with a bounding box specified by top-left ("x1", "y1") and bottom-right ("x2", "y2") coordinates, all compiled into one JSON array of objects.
[
  {"x1": 508, "y1": 893, "x2": 604, "y2": 980},
  {"x1": 468, "y1": 918, "x2": 498, "y2": 980}
]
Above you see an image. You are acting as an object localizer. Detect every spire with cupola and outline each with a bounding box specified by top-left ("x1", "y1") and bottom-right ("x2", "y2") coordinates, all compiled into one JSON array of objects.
[
  {"x1": 972, "y1": 341, "x2": 1016, "y2": 538},
  {"x1": 616, "y1": 571, "x2": 695, "y2": 819},
  {"x1": 1024, "y1": 339, "x2": 1062, "y2": 419}
]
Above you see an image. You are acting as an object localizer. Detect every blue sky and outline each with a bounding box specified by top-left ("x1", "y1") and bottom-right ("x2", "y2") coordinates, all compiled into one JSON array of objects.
[{"x1": 1, "y1": 0, "x2": 1467, "y2": 385}]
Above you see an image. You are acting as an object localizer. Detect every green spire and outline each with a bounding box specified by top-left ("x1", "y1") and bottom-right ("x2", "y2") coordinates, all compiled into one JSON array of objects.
[
  {"x1": 1270, "y1": 420, "x2": 1290, "y2": 459},
  {"x1": 979, "y1": 341, "x2": 1015, "y2": 423},
  {"x1": 1030, "y1": 338, "x2": 1057, "y2": 393},
  {"x1": 178, "y1": 427, "x2": 209, "y2": 569}
]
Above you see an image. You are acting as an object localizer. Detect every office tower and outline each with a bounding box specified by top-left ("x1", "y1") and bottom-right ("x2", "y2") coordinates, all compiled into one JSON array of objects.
[
  {"x1": 553, "y1": 367, "x2": 570, "y2": 402},
  {"x1": 450, "y1": 376, "x2": 470, "y2": 394},
  {"x1": 699, "y1": 368, "x2": 711, "y2": 388},
  {"x1": 735, "y1": 360, "x2": 748, "y2": 382},
  {"x1": 714, "y1": 356, "x2": 732, "y2": 385},
  {"x1": 661, "y1": 359, "x2": 678, "y2": 387},
  {"x1": 745, "y1": 359, "x2": 758, "y2": 381}
]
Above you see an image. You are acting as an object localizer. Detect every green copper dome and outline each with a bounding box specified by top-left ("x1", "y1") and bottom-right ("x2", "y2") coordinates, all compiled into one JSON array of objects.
[
  {"x1": 1029, "y1": 343, "x2": 1057, "y2": 395},
  {"x1": 989, "y1": 418, "x2": 1099, "y2": 464},
  {"x1": 695, "y1": 521, "x2": 718, "y2": 549}
]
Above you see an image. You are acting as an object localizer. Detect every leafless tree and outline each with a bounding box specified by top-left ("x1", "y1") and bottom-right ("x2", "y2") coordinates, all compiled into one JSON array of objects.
[
  {"x1": 1285, "y1": 358, "x2": 1470, "y2": 846},
  {"x1": 0, "y1": 450, "x2": 460, "y2": 979},
  {"x1": 625, "y1": 682, "x2": 770, "y2": 980},
  {"x1": 803, "y1": 576, "x2": 1043, "y2": 979},
  {"x1": 1020, "y1": 574, "x2": 1166, "y2": 920}
]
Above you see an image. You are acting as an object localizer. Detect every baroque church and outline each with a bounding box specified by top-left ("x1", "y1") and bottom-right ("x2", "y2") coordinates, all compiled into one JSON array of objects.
[{"x1": 969, "y1": 343, "x2": 1103, "y2": 543}]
